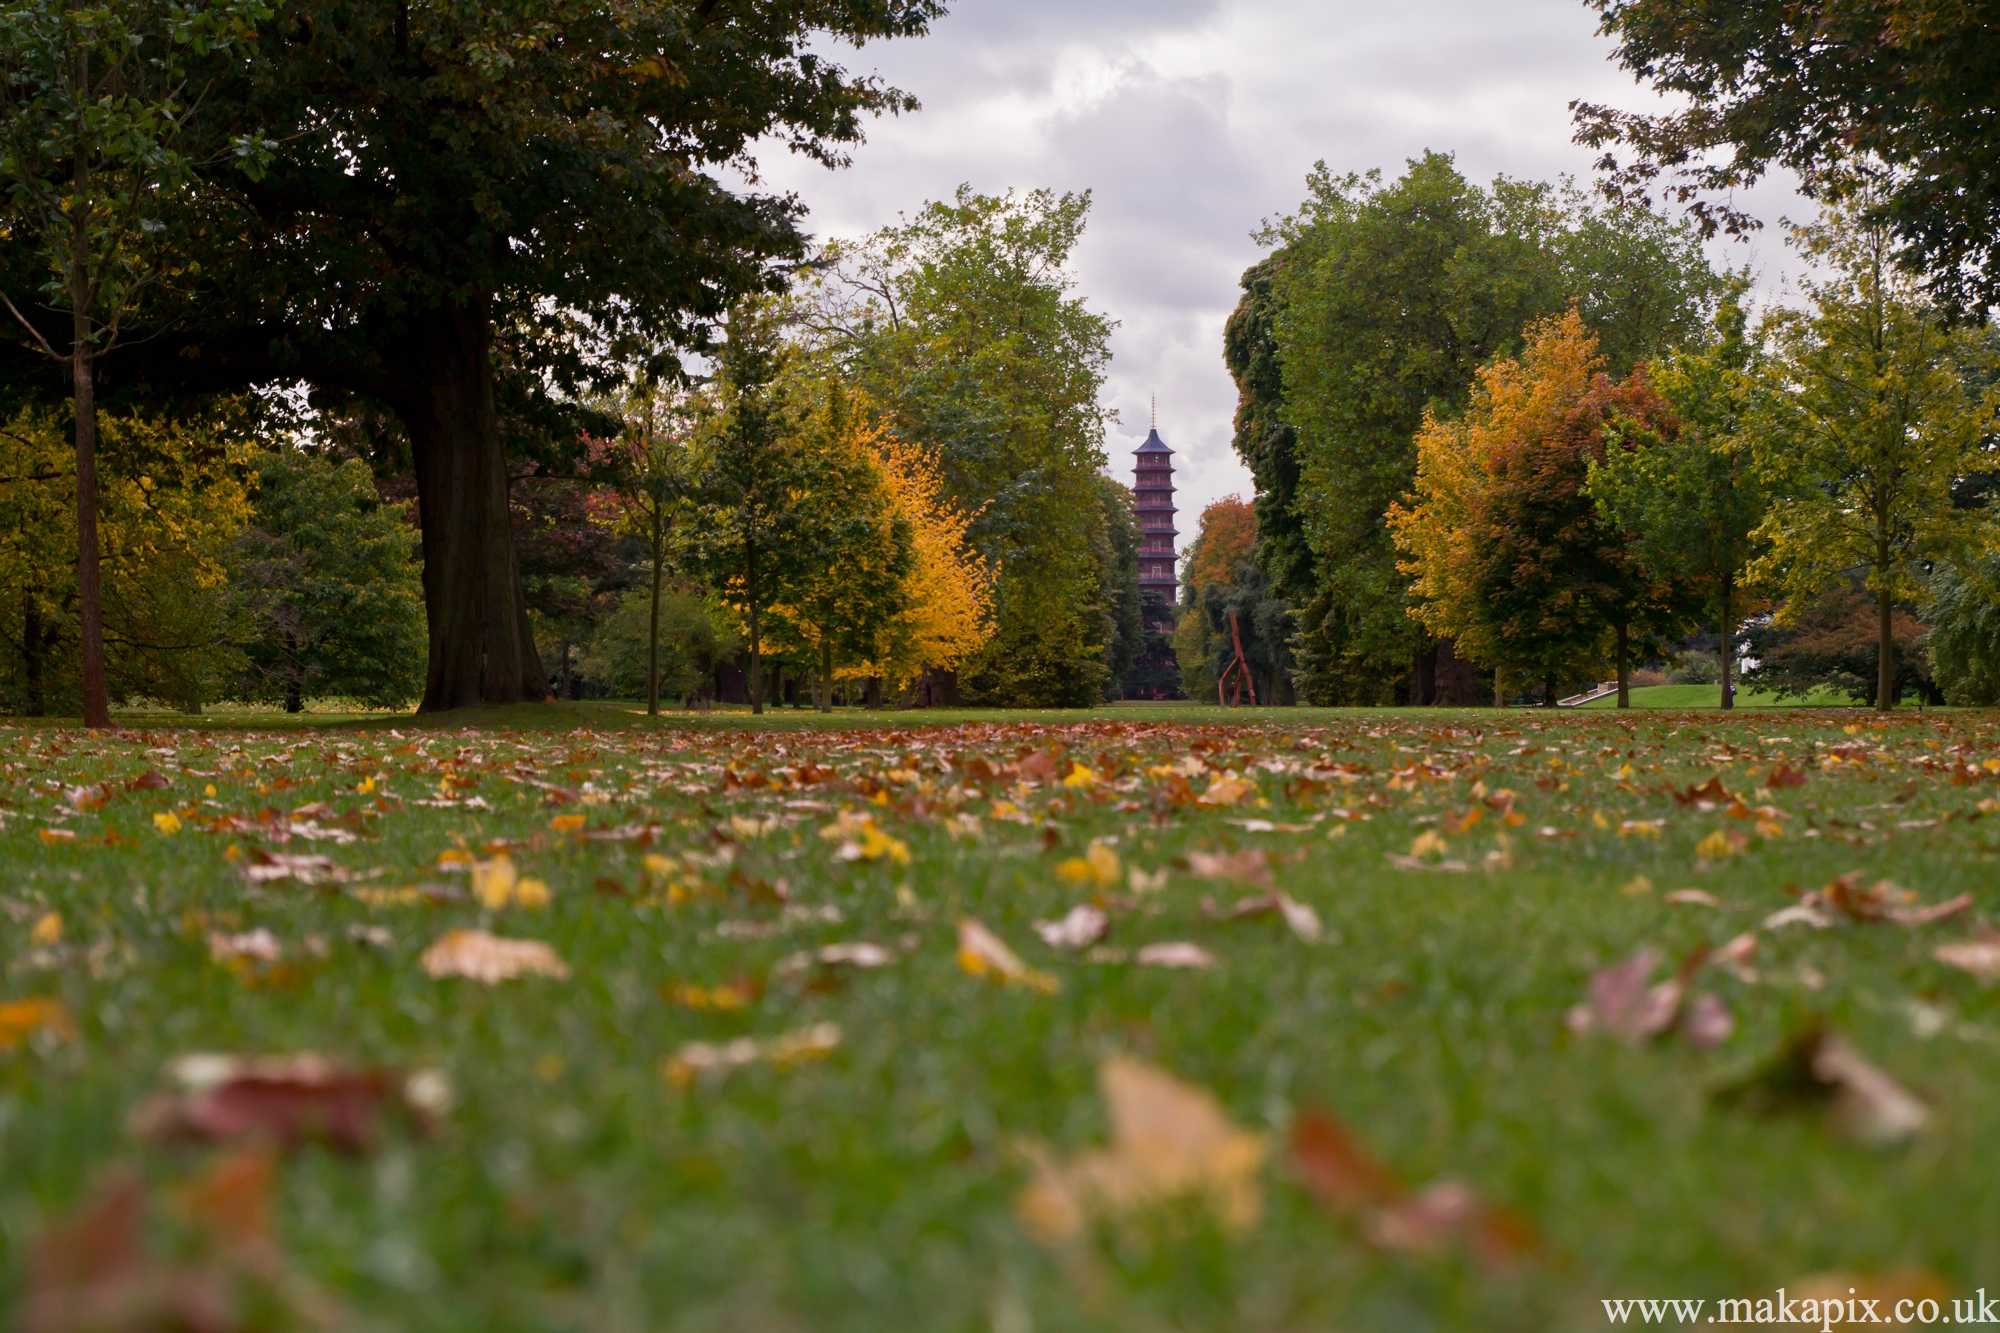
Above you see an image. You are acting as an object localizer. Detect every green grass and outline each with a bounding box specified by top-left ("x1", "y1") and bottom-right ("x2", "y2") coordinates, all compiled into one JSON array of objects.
[
  {"x1": 1581, "y1": 683, "x2": 1866, "y2": 709},
  {"x1": 3, "y1": 706, "x2": 1999, "y2": 1330}
]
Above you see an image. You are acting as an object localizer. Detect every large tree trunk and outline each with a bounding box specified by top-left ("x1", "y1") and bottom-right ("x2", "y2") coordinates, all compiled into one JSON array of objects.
[
  {"x1": 1877, "y1": 583, "x2": 1895, "y2": 711},
  {"x1": 398, "y1": 300, "x2": 546, "y2": 712}
]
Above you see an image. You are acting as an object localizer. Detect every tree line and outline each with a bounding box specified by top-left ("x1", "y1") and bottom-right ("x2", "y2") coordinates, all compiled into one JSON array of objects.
[{"x1": 0, "y1": 0, "x2": 1159, "y2": 717}]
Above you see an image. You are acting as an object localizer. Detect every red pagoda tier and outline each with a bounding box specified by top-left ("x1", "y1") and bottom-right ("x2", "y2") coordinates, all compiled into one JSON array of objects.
[{"x1": 1132, "y1": 426, "x2": 1178, "y2": 601}]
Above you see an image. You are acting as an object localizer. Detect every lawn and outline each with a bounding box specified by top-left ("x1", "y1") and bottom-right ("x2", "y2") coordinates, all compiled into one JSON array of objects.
[
  {"x1": 1581, "y1": 684, "x2": 1865, "y2": 709},
  {"x1": 5, "y1": 706, "x2": 1999, "y2": 1331}
]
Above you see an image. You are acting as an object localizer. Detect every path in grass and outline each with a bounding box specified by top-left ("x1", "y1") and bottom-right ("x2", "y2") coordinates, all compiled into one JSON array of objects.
[{"x1": 4, "y1": 708, "x2": 1999, "y2": 1331}]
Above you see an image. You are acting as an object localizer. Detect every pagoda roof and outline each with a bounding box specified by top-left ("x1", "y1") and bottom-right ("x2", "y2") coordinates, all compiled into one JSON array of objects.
[{"x1": 1133, "y1": 428, "x2": 1172, "y2": 456}]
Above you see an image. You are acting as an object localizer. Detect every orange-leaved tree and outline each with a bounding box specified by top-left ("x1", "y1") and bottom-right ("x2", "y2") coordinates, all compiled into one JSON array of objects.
[
  {"x1": 1173, "y1": 497, "x2": 1257, "y2": 699},
  {"x1": 1390, "y1": 309, "x2": 1689, "y2": 705}
]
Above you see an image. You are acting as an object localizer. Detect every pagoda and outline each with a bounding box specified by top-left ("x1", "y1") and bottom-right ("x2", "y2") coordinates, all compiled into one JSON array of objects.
[{"x1": 1132, "y1": 410, "x2": 1178, "y2": 603}]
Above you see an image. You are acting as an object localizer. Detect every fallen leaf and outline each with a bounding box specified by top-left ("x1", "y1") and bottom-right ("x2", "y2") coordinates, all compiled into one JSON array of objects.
[
  {"x1": 1196, "y1": 773, "x2": 1256, "y2": 806},
  {"x1": 207, "y1": 929, "x2": 283, "y2": 964},
  {"x1": 1672, "y1": 776, "x2": 1735, "y2": 807},
  {"x1": 152, "y1": 812, "x2": 182, "y2": 836},
  {"x1": 548, "y1": 814, "x2": 586, "y2": 835},
  {"x1": 665, "y1": 1022, "x2": 841, "y2": 1087},
  {"x1": 1034, "y1": 905, "x2": 1110, "y2": 950},
  {"x1": 1288, "y1": 1108, "x2": 1401, "y2": 1211},
  {"x1": 1715, "y1": 1027, "x2": 1929, "y2": 1146},
  {"x1": 1681, "y1": 992, "x2": 1735, "y2": 1047},
  {"x1": 420, "y1": 929, "x2": 570, "y2": 983},
  {"x1": 1185, "y1": 847, "x2": 1272, "y2": 888},
  {"x1": 0, "y1": 997, "x2": 73, "y2": 1051},
  {"x1": 1127, "y1": 866, "x2": 1168, "y2": 893},
  {"x1": 1711, "y1": 932, "x2": 1760, "y2": 982},
  {"x1": 1767, "y1": 764, "x2": 1808, "y2": 788},
  {"x1": 30, "y1": 912, "x2": 62, "y2": 946},
  {"x1": 1663, "y1": 888, "x2": 1722, "y2": 907},
  {"x1": 1199, "y1": 892, "x2": 1321, "y2": 942},
  {"x1": 1934, "y1": 932, "x2": 2000, "y2": 985},
  {"x1": 957, "y1": 918, "x2": 1060, "y2": 993},
  {"x1": 1014, "y1": 1055, "x2": 1266, "y2": 1241},
  {"x1": 1054, "y1": 841, "x2": 1121, "y2": 889},
  {"x1": 1136, "y1": 941, "x2": 1214, "y2": 970},
  {"x1": 129, "y1": 1053, "x2": 449, "y2": 1151},
  {"x1": 1567, "y1": 948, "x2": 1680, "y2": 1041}
]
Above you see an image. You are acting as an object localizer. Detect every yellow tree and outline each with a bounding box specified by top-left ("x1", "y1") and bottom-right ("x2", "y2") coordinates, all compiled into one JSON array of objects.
[
  {"x1": 1172, "y1": 497, "x2": 1256, "y2": 699},
  {"x1": 843, "y1": 429, "x2": 994, "y2": 698}
]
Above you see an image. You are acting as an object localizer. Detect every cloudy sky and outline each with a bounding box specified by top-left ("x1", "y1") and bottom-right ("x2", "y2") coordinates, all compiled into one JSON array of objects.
[{"x1": 757, "y1": 0, "x2": 1803, "y2": 554}]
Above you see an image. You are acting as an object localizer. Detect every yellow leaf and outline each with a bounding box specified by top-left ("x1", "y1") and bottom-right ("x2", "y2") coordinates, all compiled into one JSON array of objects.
[
  {"x1": 957, "y1": 918, "x2": 1059, "y2": 994},
  {"x1": 1063, "y1": 763, "x2": 1099, "y2": 788},
  {"x1": 1015, "y1": 1055, "x2": 1267, "y2": 1242},
  {"x1": 549, "y1": 813, "x2": 585, "y2": 835},
  {"x1": 1409, "y1": 830, "x2": 1448, "y2": 860},
  {"x1": 1695, "y1": 830, "x2": 1740, "y2": 860},
  {"x1": 0, "y1": 997, "x2": 71, "y2": 1050},
  {"x1": 420, "y1": 929, "x2": 569, "y2": 983},
  {"x1": 356, "y1": 776, "x2": 375, "y2": 794},
  {"x1": 471, "y1": 857, "x2": 519, "y2": 910},
  {"x1": 1054, "y1": 840, "x2": 1121, "y2": 889},
  {"x1": 205, "y1": 784, "x2": 218, "y2": 798},
  {"x1": 1197, "y1": 773, "x2": 1256, "y2": 806},
  {"x1": 514, "y1": 877, "x2": 551, "y2": 910},
  {"x1": 30, "y1": 912, "x2": 62, "y2": 946},
  {"x1": 153, "y1": 812, "x2": 182, "y2": 835}
]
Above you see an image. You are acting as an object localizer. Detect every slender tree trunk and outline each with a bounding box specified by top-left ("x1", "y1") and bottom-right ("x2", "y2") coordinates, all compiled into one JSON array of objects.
[
  {"x1": 398, "y1": 298, "x2": 546, "y2": 712},
  {"x1": 23, "y1": 593, "x2": 44, "y2": 718},
  {"x1": 1543, "y1": 674, "x2": 1558, "y2": 708},
  {"x1": 1718, "y1": 575, "x2": 1734, "y2": 711},
  {"x1": 72, "y1": 312, "x2": 110, "y2": 729},
  {"x1": 1877, "y1": 582, "x2": 1895, "y2": 711},
  {"x1": 865, "y1": 676, "x2": 882, "y2": 709},
  {"x1": 819, "y1": 637, "x2": 833, "y2": 713},
  {"x1": 745, "y1": 535, "x2": 763, "y2": 716},
  {"x1": 646, "y1": 514, "x2": 663, "y2": 717},
  {"x1": 1615, "y1": 620, "x2": 1630, "y2": 709},
  {"x1": 1493, "y1": 668, "x2": 1505, "y2": 709}
]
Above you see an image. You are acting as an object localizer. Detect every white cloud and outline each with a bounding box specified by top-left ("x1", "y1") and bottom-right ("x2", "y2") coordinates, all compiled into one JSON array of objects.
[{"x1": 761, "y1": 0, "x2": 1806, "y2": 552}]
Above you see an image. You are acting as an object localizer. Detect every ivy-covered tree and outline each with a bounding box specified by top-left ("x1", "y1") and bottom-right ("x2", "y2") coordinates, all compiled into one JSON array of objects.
[{"x1": 234, "y1": 449, "x2": 425, "y2": 711}]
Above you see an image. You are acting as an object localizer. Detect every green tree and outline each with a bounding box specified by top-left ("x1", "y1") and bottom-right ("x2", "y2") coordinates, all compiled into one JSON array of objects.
[
  {"x1": 1926, "y1": 559, "x2": 2000, "y2": 704},
  {"x1": 1095, "y1": 475, "x2": 1142, "y2": 699},
  {"x1": 0, "y1": 0, "x2": 269, "y2": 725},
  {"x1": 802, "y1": 187, "x2": 1115, "y2": 708},
  {"x1": 580, "y1": 587, "x2": 737, "y2": 705},
  {"x1": 1578, "y1": 0, "x2": 2000, "y2": 311},
  {"x1": 1748, "y1": 196, "x2": 1999, "y2": 710},
  {"x1": 609, "y1": 396, "x2": 698, "y2": 717},
  {"x1": 1266, "y1": 153, "x2": 1714, "y2": 702},
  {"x1": 0, "y1": 0, "x2": 944, "y2": 714},
  {"x1": 1222, "y1": 253, "x2": 1314, "y2": 605},
  {"x1": 1588, "y1": 282, "x2": 1769, "y2": 708},
  {"x1": 234, "y1": 449, "x2": 425, "y2": 711}
]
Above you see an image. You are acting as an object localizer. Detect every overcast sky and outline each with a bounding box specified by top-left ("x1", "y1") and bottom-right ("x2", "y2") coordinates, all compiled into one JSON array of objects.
[{"x1": 756, "y1": 0, "x2": 1804, "y2": 555}]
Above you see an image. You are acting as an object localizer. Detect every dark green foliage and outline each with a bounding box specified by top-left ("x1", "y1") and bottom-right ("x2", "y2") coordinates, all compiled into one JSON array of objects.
[
  {"x1": 1741, "y1": 584, "x2": 1935, "y2": 703},
  {"x1": 1268, "y1": 153, "x2": 1715, "y2": 702},
  {"x1": 233, "y1": 450, "x2": 425, "y2": 710},
  {"x1": 1578, "y1": 0, "x2": 2000, "y2": 312},
  {"x1": 1095, "y1": 475, "x2": 1143, "y2": 699},
  {"x1": 1202, "y1": 560, "x2": 1293, "y2": 706},
  {"x1": 581, "y1": 587, "x2": 737, "y2": 704},
  {"x1": 1926, "y1": 559, "x2": 2000, "y2": 704},
  {"x1": 1223, "y1": 253, "x2": 1313, "y2": 605}
]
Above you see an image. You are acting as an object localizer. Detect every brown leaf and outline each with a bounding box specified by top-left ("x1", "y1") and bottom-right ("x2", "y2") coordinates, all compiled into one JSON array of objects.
[
  {"x1": 126, "y1": 769, "x2": 172, "y2": 792},
  {"x1": 1289, "y1": 1108, "x2": 1402, "y2": 1212},
  {"x1": 1567, "y1": 948, "x2": 1681, "y2": 1041},
  {"x1": 129, "y1": 1053, "x2": 448, "y2": 1153},
  {"x1": 1014, "y1": 1056, "x2": 1266, "y2": 1242},
  {"x1": 0, "y1": 997, "x2": 74, "y2": 1051},
  {"x1": 420, "y1": 929, "x2": 569, "y2": 983},
  {"x1": 1767, "y1": 764, "x2": 1808, "y2": 788},
  {"x1": 1715, "y1": 1027, "x2": 1928, "y2": 1146},
  {"x1": 1199, "y1": 892, "x2": 1321, "y2": 942},
  {"x1": 1670, "y1": 776, "x2": 1734, "y2": 807},
  {"x1": 1185, "y1": 847, "x2": 1272, "y2": 888}
]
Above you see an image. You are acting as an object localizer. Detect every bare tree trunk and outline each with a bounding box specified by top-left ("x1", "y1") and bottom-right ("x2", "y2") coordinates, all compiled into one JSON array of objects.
[
  {"x1": 865, "y1": 676, "x2": 882, "y2": 709},
  {"x1": 1718, "y1": 574, "x2": 1734, "y2": 711},
  {"x1": 72, "y1": 305, "x2": 109, "y2": 729},
  {"x1": 1543, "y1": 674, "x2": 1558, "y2": 708},
  {"x1": 1877, "y1": 583, "x2": 1895, "y2": 711},
  {"x1": 401, "y1": 299, "x2": 546, "y2": 712},
  {"x1": 1615, "y1": 620, "x2": 1630, "y2": 709},
  {"x1": 819, "y1": 637, "x2": 833, "y2": 714}
]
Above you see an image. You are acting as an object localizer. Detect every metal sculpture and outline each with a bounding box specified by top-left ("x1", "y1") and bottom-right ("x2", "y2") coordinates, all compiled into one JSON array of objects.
[{"x1": 1217, "y1": 609, "x2": 1257, "y2": 707}]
